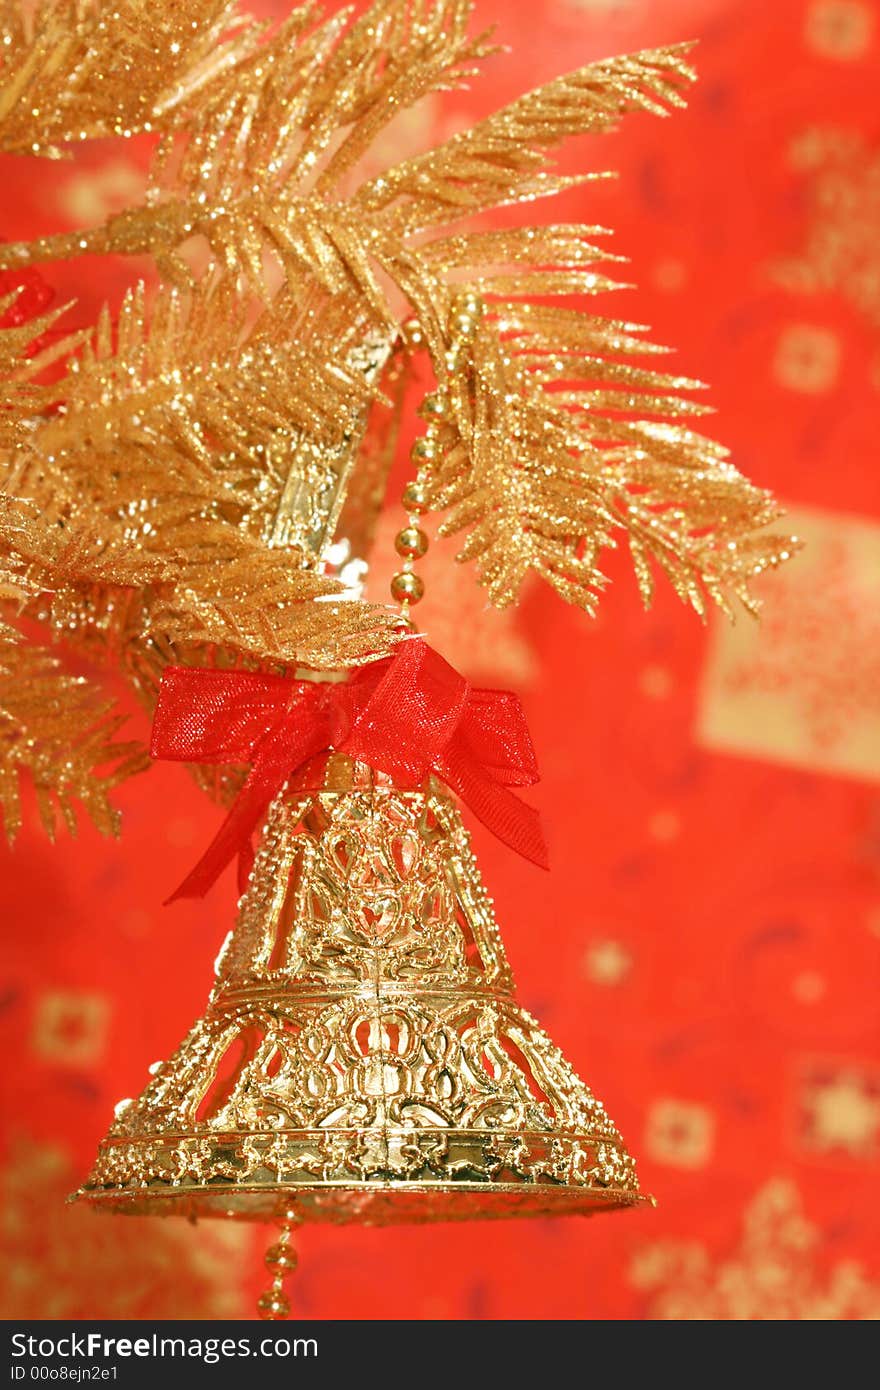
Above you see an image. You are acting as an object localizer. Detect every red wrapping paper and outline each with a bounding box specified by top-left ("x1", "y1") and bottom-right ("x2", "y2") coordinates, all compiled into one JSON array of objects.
[{"x1": 0, "y1": 0, "x2": 878, "y2": 1320}]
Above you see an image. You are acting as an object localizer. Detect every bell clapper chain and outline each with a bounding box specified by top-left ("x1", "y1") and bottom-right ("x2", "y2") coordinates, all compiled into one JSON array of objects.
[
  {"x1": 257, "y1": 1205, "x2": 301, "y2": 1320},
  {"x1": 392, "y1": 291, "x2": 483, "y2": 624}
]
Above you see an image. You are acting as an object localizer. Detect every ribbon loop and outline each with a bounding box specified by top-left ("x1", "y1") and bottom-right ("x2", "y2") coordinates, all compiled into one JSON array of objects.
[{"x1": 151, "y1": 639, "x2": 548, "y2": 902}]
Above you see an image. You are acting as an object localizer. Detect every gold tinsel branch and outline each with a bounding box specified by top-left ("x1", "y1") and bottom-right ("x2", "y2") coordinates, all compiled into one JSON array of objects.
[
  {"x1": 0, "y1": 283, "x2": 402, "y2": 664},
  {"x1": 0, "y1": 0, "x2": 797, "y2": 841},
  {"x1": 0, "y1": 21, "x2": 688, "y2": 309},
  {"x1": 7, "y1": 281, "x2": 376, "y2": 497},
  {"x1": 0, "y1": 7, "x2": 795, "y2": 619},
  {"x1": 0, "y1": 0, "x2": 273, "y2": 156},
  {"x1": 0, "y1": 480, "x2": 401, "y2": 674},
  {"x1": 0, "y1": 271, "x2": 400, "y2": 832},
  {"x1": 0, "y1": 0, "x2": 494, "y2": 293},
  {"x1": 0, "y1": 618, "x2": 147, "y2": 841},
  {"x1": 0, "y1": 288, "x2": 88, "y2": 449},
  {"x1": 404, "y1": 286, "x2": 794, "y2": 616}
]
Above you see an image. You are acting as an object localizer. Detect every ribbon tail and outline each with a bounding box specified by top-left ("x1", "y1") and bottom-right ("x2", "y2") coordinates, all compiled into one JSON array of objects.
[{"x1": 440, "y1": 748, "x2": 549, "y2": 870}]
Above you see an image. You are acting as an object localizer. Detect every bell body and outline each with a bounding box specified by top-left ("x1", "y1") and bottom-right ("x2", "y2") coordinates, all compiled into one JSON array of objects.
[{"x1": 78, "y1": 759, "x2": 645, "y2": 1224}]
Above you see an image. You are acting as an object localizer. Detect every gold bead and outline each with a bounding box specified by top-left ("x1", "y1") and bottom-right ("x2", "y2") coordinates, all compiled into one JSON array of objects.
[
  {"x1": 451, "y1": 311, "x2": 478, "y2": 337},
  {"x1": 402, "y1": 480, "x2": 429, "y2": 514},
  {"x1": 395, "y1": 525, "x2": 428, "y2": 559},
  {"x1": 453, "y1": 289, "x2": 483, "y2": 316},
  {"x1": 391, "y1": 571, "x2": 425, "y2": 605},
  {"x1": 410, "y1": 435, "x2": 436, "y2": 463},
  {"x1": 265, "y1": 1243, "x2": 299, "y2": 1273},
  {"x1": 403, "y1": 317, "x2": 424, "y2": 347},
  {"x1": 419, "y1": 392, "x2": 447, "y2": 419},
  {"x1": 257, "y1": 1289, "x2": 290, "y2": 1320}
]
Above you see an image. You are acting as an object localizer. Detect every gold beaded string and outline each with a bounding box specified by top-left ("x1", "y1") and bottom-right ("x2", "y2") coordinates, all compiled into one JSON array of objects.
[
  {"x1": 257, "y1": 1205, "x2": 300, "y2": 1321},
  {"x1": 390, "y1": 460, "x2": 429, "y2": 615},
  {"x1": 391, "y1": 291, "x2": 483, "y2": 622}
]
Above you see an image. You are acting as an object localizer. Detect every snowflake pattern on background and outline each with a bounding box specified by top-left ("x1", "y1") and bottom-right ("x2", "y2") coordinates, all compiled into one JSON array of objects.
[
  {"x1": 0, "y1": 1140, "x2": 252, "y2": 1319},
  {"x1": 698, "y1": 508, "x2": 880, "y2": 780},
  {"x1": 776, "y1": 127, "x2": 880, "y2": 331},
  {"x1": 631, "y1": 1179, "x2": 880, "y2": 1319}
]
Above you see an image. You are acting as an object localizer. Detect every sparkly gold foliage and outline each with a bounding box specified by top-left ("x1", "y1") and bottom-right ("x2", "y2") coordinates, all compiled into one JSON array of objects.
[
  {"x1": 0, "y1": 0, "x2": 272, "y2": 156},
  {"x1": 0, "y1": 285, "x2": 401, "y2": 835},
  {"x1": 0, "y1": 281, "x2": 390, "y2": 658},
  {"x1": 418, "y1": 299, "x2": 793, "y2": 615},
  {"x1": 0, "y1": 619, "x2": 146, "y2": 840},
  {"x1": 0, "y1": 0, "x2": 793, "y2": 839},
  {"x1": 0, "y1": 289, "x2": 87, "y2": 448}
]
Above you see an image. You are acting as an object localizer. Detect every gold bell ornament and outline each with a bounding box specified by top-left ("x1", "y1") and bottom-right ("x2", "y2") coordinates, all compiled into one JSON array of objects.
[{"x1": 77, "y1": 643, "x2": 647, "y2": 1319}]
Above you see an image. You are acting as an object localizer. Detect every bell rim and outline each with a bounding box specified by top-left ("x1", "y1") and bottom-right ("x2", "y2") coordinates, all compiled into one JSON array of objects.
[{"x1": 71, "y1": 1181, "x2": 652, "y2": 1225}]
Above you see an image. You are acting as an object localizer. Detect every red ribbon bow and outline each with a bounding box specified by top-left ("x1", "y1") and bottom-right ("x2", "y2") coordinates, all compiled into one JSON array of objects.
[{"x1": 151, "y1": 638, "x2": 548, "y2": 902}]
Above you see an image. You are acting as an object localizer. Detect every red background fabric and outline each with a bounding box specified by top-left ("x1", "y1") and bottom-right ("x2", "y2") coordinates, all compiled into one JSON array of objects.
[{"x1": 1, "y1": 0, "x2": 878, "y2": 1319}]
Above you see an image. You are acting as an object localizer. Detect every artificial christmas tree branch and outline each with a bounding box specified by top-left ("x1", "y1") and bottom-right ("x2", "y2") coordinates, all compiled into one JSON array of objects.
[{"x1": 0, "y1": 0, "x2": 796, "y2": 842}]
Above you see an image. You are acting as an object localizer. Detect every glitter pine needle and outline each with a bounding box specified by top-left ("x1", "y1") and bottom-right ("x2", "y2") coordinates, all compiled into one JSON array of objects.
[{"x1": 0, "y1": 0, "x2": 796, "y2": 841}]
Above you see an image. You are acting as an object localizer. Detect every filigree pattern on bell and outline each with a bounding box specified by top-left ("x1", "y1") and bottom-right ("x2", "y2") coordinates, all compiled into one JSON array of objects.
[{"x1": 78, "y1": 760, "x2": 645, "y2": 1223}]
